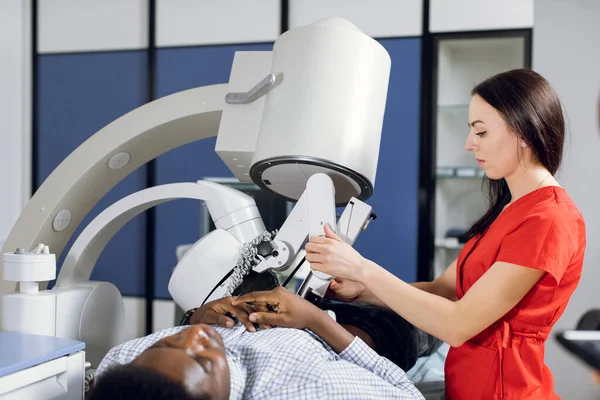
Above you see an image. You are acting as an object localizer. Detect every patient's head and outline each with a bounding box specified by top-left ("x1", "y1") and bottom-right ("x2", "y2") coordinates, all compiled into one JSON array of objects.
[
  {"x1": 90, "y1": 324, "x2": 229, "y2": 400},
  {"x1": 324, "y1": 300, "x2": 443, "y2": 371}
]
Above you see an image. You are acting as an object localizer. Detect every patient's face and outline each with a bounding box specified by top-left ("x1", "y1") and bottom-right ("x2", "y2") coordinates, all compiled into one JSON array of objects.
[{"x1": 132, "y1": 324, "x2": 230, "y2": 400}]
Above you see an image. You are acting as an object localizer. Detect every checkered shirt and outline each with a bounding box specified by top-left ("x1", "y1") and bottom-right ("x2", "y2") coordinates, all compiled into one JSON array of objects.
[{"x1": 97, "y1": 322, "x2": 424, "y2": 399}]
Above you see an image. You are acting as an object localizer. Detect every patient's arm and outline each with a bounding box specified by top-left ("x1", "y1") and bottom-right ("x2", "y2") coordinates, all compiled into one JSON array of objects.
[
  {"x1": 342, "y1": 324, "x2": 378, "y2": 350},
  {"x1": 308, "y1": 310, "x2": 356, "y2": 353},
  {"x1": 233, "y1": 287, "x2": 355, "y2": 353}
]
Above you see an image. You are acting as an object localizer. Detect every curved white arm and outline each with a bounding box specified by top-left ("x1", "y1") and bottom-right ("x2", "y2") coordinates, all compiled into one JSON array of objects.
[
  {"x1": 0, "y1": 84, "x2": 228, "y2": 298},
  {"x1": 55, "y1": 182, "x2": 265, "y2": 288}
]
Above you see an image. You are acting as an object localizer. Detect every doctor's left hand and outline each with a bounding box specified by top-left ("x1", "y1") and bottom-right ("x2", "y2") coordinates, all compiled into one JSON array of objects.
[
  {"x1": 306, "y1": 224, "x2": 367, "y2": 282},
  {"x1": 231, "y1": 286, "x2": 322, "y2": 330}
]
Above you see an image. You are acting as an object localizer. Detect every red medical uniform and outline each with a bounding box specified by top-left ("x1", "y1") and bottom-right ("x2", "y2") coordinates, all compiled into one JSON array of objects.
[{"x1": 444, "y1": 187, "x2": 586, "y2": 399}]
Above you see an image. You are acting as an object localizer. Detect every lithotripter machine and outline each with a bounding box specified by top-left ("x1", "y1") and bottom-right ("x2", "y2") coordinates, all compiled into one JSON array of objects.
[{"x1": 0, "y1": 17, "x2": 391, "y2": 400}]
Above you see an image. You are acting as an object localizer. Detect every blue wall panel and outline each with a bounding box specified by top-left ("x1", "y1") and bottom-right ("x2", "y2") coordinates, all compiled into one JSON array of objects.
[
  {"x1": 37, "y1": 52, "x2": 149, "y2": 296},
  {"x1": 154, "y1": 43, "x2": 273, "y2": 299},
  {"x1": 352, "y1": 38, "x2": 422, "y2": 282}
]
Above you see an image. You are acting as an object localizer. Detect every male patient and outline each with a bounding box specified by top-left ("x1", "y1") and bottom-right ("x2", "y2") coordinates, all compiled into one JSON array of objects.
[{"x1": 90, "y1": 272, "x2": 432, "y2": 400}]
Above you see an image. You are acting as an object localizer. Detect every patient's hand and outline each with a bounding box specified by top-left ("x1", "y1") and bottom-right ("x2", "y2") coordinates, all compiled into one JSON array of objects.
[
  {"x1": 191, "y1": 297, "x2": 269, "y2": 332},
  {"x1": 234, "y1": 287, "x2": 356, "y2": 353},
  {"x1": 232, "y1": 287, "x2": 323, "y2": 330}
]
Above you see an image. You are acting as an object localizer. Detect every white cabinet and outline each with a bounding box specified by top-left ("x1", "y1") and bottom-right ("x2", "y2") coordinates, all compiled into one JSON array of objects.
[
  {"x1": 432, "y1": 33, "x2": 529, "y2": 277},
  {"x1": 0, "y1": 332, "x2": 86, "y2": 400}
]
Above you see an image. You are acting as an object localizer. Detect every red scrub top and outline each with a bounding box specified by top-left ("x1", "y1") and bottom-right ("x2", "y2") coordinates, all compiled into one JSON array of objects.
[{"x1": 445, "y1": 186, "x2": 586, "y2": 400}]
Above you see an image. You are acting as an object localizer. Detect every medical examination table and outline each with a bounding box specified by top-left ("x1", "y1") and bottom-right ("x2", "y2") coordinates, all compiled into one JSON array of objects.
[
  {"x1": 0, "y1": 332, "x2": 85, "y2": 399},
  {"x1": 0, "y1": 329, "x2": 446, "y2": 399}
]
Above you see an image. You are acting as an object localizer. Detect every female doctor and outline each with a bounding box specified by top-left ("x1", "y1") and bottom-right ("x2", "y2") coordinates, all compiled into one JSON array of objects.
[{"x1": 305, "y1": 69, "x2": 587, "y2": 399}]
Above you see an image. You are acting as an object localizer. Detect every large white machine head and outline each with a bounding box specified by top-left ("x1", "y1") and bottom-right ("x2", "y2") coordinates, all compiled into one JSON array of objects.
[{"x1": 216, "y1": 17, "x2": 391, "y2": 205}]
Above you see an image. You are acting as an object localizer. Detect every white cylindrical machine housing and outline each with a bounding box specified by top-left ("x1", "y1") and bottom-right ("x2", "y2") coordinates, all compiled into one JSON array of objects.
[
  {"x1": 250, "y1": 17, "x2": 391, "y2": 205},
  {"x1": 3, "y1": 252, "x2": 56, "y2": 282},
  {"x1": 2, "y1": 291, "x2": 56, "y2": 336},
  {"x1": 2, "y1": 251, "x2": 57, "y2": 336}
]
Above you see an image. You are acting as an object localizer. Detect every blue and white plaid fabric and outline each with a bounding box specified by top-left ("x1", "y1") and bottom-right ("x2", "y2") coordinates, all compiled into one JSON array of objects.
[{"x1": 97, "y1": 322, "x2": 425, "y2": 399}]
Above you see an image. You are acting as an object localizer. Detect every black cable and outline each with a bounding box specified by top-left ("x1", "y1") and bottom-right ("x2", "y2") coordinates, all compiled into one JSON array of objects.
[
  {"x1": 144, "y1": 0, "x2": 157, "y2": 335},
  {"x1": 282, "y1": 256, "x2": 306, "y2": 288}
]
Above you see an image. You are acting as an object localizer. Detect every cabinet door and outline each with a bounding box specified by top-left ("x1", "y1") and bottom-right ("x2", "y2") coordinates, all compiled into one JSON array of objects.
[
  {"x1": 154, "y1": 43, "x2": 272, "y2": 299},
  {"x1": 36, "y1": 51, "x2": 149, "y2": 296},
  {"x1": 432, "y1": 34, "x2": 528, "y2": 277},
  {"x1": 352, "y1": 38, "x2": 421, "y2": 282}
]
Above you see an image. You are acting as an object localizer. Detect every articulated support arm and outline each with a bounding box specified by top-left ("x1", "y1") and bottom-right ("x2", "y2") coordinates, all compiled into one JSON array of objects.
[
  {"x1": 253, "y1": 173, "x2": 337, "y2": 274},
  {"x1": 55, "y1": 182, "x2": 265, "y2": 288},
  {"x1": 252, "y1": 173, "x2": 374, "y2": 303}
]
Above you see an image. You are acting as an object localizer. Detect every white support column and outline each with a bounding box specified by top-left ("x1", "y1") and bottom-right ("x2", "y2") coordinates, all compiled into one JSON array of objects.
[
  {"x1": 533, "y1": 1, "x2": 600, "y2": 397},
  {"x1": 0, "y1": 0, "x2": 32, "y2": 248}
]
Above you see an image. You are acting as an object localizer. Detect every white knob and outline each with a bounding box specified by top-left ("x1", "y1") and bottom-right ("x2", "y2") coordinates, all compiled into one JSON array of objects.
[
  {"x1": 108, "y1": 152, "x2": 131, "y2": 170},
  {"x1": 53, "y1": 210, "x2": 72, "y2": 232}
]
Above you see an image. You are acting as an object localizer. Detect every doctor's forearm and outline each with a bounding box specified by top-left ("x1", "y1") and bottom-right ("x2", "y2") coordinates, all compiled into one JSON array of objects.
[
  {"x1": 357, "y1": 288, "x2": 388, "y2": 308},
  {"x1": 411, "y1": 281, "x2": 457, "y2": 301},
  {"x1": 410, "y1": 281, "x2": 438, "y2": 295},
  {"x1": 362, "y1": 260, "x2": 465, "y2": 347}
]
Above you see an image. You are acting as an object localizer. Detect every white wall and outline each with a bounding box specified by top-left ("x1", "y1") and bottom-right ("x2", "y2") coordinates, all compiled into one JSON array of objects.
[
  {"x1": 289, "y1": 0, "x2": 423, "y2": 37},
  {"x1": 533, "y1": 0, "x2": 600, "y2": 398},
  {"x1": 38, "y1": 0, "x2": 148, "y2": 53},
  {"x1": 430, "y1": 0, "x2": 534, "y2": 33},
  {"x1": 156, "y1": 0, "x2": 280, "y2": 47},
  {"x1": 0, "y1": 0, "x2": 31, "y2": 247}
]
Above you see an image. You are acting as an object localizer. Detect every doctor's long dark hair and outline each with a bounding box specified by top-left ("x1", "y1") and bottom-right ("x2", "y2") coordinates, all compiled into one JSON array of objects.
[{"x1": 466, "y1": 69, "x2": 566, "y2": 239}]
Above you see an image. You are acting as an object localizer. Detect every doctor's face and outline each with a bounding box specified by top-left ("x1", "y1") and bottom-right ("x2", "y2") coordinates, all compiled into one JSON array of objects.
[
  {"x1": 465, "y1": 94, "x2": 523, "y2": 180},
  {"x1": 132, "y1": 324, "x2": 230, "y2": 400}
]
